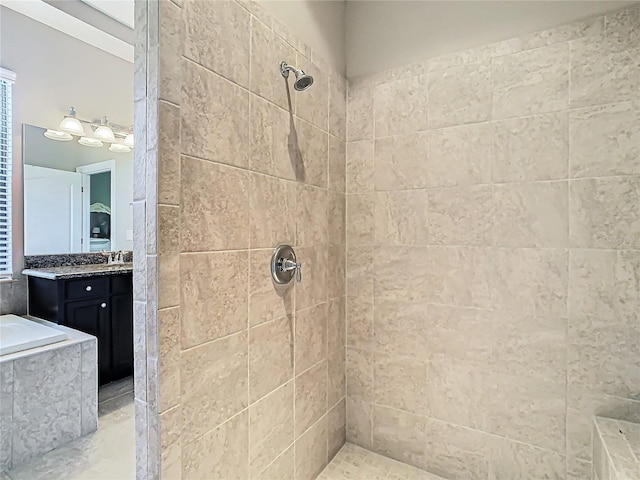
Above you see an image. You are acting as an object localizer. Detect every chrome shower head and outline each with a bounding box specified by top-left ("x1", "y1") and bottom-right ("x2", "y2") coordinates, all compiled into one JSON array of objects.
[{"x1": 280, "y1": 61, "x2": 314, "y2": 91}]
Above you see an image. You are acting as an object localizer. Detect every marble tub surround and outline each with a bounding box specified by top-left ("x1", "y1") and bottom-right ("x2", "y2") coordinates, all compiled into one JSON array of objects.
[
  {"x1": 22, "y1": 263, "x2": 133, "y2": 280},
  {"x1": 345, "y1": 3, "x2": 640, "y2": 479},
  {"x1": 0, "y1": 323, "x2": 98, "y2": 472},
  {"x1": 24, "y1": 252, "x2": 133, "y2": 269},
  {"x1": 136, "y1": 0, "x2": 346, "y2": 478},
  {"x1": 593, "y1": 417, "x2": 640, "y2": 480}
]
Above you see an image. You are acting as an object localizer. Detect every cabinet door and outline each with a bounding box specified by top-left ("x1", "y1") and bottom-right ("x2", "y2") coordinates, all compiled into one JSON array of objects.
[
  {"x1": 64, "y1": 299, "x2": 111, "y2": 384},
  {"x1": 110, "y1": 294, "x2": 134, "y2": 380}
]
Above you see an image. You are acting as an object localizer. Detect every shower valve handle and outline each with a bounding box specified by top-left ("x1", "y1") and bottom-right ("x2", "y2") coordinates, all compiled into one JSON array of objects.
[{"x1": 280, "y1": 258, "x2": 302, "y2": 283}]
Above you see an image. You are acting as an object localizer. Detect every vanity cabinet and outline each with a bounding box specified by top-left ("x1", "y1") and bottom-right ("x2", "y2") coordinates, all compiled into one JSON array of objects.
[{"x1": 27, "y1": 273, "x2": 133, "y2": 385}]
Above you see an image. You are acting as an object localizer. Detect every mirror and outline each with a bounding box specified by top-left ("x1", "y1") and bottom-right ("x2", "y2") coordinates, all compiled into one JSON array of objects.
[{"x1": 23, "y1": 124, "x2": 133, "y2": 255}]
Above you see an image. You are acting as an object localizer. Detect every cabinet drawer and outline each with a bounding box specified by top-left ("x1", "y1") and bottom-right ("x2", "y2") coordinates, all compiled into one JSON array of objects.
[
  {"x1": 65, "y1": 277, "x2": 108, "y2": 300},
  {"x1": 111, "y1": 274, "x2": 133, "y2": 295}
]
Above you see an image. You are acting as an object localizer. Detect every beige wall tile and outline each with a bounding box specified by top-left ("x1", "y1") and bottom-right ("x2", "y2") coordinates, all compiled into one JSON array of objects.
[
  {"x1": 346, "y1": 295, "x2": 373, "y2": 351},
  {"x1": 250, "y1": 19, "x2": 297, "y2": 111},
  {"x1": 296, "y1": 185, "x2": 328, "y2": 246},
  {"x1": 372, "y1": 405, "x2": 426, "y2": 469},
  {"x1": 428, "y1": 123, "x2": 493, "y2": 187},
  {"x1": 328, "y1": 192, "x2": 346, "y2": 245},
  {"x1": 346, "y1": 397, "x2": 373, "y2": 449},
  {"x1": 347, "y1": 85, "x2": 374, "y2": 142},
  {"x1": 493, "y1": 112, "x2": 569, "y2": 183},
  {"x1": 328, "y1": 398, "x2": 346, "y2": 460},
  {"x1": 488, "y1": 373, "x2": 566, "y2": 453},
  {"x1": 249, "y1": 381, "x2": 294, "y2": 477},
  {"x1": 346, "y1": 194, "x2": 374, "y2": 246},
  {"x1": 183, "y1": 0, "x2": 249, "y2": 87},
  {"x1": 346, "y1": 140, "x2": 374, "y2": 193},
  {"x1": 328, "y1": 136, "x2": 346, "y2": 193},
  {"x1": 249, "y1": 94, "x2": 296, "y2": 180},
  {"x1": 182, "y1": 410, "x2": 248, "y2": 480},
  {"x1": 295, "y1": 360, "x2": 328, "y2": 437},
  {"x1": 346, "y1": 245, "x2": 373, "y2": 297},
  {"x1": 296, "y1": 58, "x2": 329, "y2": 130},
  {"x1": 180, "y1": 251, "x2": 248, "y2": 348},
  {"x1": 180, "y1": 156, "x2": 249, "y2": 252},
  {"x1": 570, "y1": 176, "x2": 640, "y2": 249},
  {"x1": 488, "y1": 437, "x2": 565, "y2": 480},
  {"x1": 295, "y1": 246, "x2": 328, "y2": 311},
  {"x1": 374, "y1": 353, "x2": 427, "y2": 415},
  {"x1": 327, "y1": 244, "x2": 345, "y2": 300},
  {"x1": 374, "y1": 133, "x2": 429, "y2": 191},
  {"x1": 249, "y1": 249, "x2": 294, "y2": 327},
  {"x1": 295, "y1": 118, "x2": 329, "y2": 188},
  {"x1": 493, "y1": 181, "x2": 569, "y2": 248},
  {"x1": 255, "y1": 446, "x2": 294, "y2": 480},
  {"x1": 424, "y1": 418, "x2": 491, "y2": 480},
  {"x1": 295, "y1": 415, "x2": 328, "y2": 480},
  {"x1": 492, "y1": 43, "x2": 569, "y2": 119},
  {"x1": 570, "y1": 102, "x2": 640, "y2": 178},
  {"x1": 249, "y1": 174, "x2": 296, "y2": 248},
  {"x1": 158, "y1": 1, "x2": 183, "y2": 106},
  {"x1": 158, "y1": 205, "x2": 180, "y2": 309},
  {"x1": 375, "y1": 75, "x2": 429, "y2": 137},
  {"x1": 426, "y1": 246, "x2": 493, "y2": 309},
  {"x1": 328, "y1": 347, "x2": 346, "y2": 408},
  {"x1": 374, "y1": 246, "x2": 429, "y2": 302},
  {"x1": 180, "y1": 331, "x2": 248, "y2": 445},
  {"x1": 374, "y1": 298, "x2": 429, "y2": 359},
  {"x1": 493, "y1": 247, "x2": 568, "y2": 317},
  {"x1": 160, "y1": 405, "x2": 181, "y2": 479},
  {"x1": 426, "y1": 358, "x2": 491, "y2": 431},
  {"x1": 249, "y1": 316, "x2": 294, "y2": 403},
  {"x1": 158, "y1": 307, "x2": 180, "y2": 412},
  {"x1": 428, "y1": 185, "x2": 493, "y2": 246},
  {"x1": 329, "y1": 73, "x2": 347, "y2": 141},
  {"x1": 158, "y1": 101, "x2": 181, "y2": 205},
  {"x1": 181, "y1": 60, "x2": 249, "y2": 168},
  {"x1": 327, "y1": 297, "x2": 346, "y2": 354},
  {"x1": 295, "y1": 303, "x2": 328, "y2": 374},
  {"x1": 346, "y1": 347, "x2": 372, "y2": 401},
  {"x1": 570, "y1": 35, "x2": 640, "y2": 109},
  {"x1": 375, "y1": 191, "x2": 429, "y2": 246},
  {"x1": 428, "y1": 62, "x2": 492, "y2": 128}
]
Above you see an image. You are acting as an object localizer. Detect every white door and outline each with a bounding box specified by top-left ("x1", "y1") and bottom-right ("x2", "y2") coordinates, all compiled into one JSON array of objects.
[{"x1": 24, "y1": 165, "x2": 83, "y2": 254}]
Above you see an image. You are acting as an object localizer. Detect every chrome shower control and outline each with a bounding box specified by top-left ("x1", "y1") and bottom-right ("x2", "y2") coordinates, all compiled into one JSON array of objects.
[{"x1": 270, "y1": 245, "x2": 301, "y2": 285}]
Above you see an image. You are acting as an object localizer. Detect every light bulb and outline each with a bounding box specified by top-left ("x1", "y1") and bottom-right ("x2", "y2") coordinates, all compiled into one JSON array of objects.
[
  {"x1": 44, "y1": 129, "x2": 73, "y2": 141},
  {"x1": 58, "y1": 107, "x2": 85, "y2": 136},
  {"x1": 94, "y1": 116, "x2": 115, "y2": 143},
  {"x1": 78, "y1": 137, "x2": 104, "y2": 148}
]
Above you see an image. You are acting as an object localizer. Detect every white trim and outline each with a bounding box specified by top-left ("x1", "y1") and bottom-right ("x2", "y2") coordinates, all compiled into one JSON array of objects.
[
  {"x1": 76, "y1": 160, "x2": 117, "y2": 251},
  {"x1": 0, "y1": 68, "x2": 16, "y2": 83},
  {"x1": 1, "y1": 0, "x2": 133, "y2": 63},
  {"x1": 81, "y1": 0, "x2": 134, "y2": 29}
]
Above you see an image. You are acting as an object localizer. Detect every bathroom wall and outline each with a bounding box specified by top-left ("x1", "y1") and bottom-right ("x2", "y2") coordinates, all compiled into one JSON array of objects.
[
  {"x1": 136, "y1": 0, "x2": 347, "y2": 478},
  {"x1": 345, "y1": 4, "x2": 640, "y2": 479}
]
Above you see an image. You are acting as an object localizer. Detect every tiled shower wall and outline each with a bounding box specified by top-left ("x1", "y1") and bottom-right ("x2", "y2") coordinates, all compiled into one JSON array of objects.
[
  {"x1": 136, "y1": 0, "x2": 347, "y2": 478},
  {"x1": 345, "y1": 4, "x2": 640, "y2": 479}
]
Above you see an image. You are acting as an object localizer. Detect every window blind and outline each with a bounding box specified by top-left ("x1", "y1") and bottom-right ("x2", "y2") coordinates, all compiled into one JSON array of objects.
[{"x1": 0, "y1": 68, "x2": 16, "y2": 277}]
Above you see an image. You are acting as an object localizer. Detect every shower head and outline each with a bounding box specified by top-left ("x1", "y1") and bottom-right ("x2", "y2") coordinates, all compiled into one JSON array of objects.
[{"x1": 280, "y1": 61, "x2": 314, "y2": 91}]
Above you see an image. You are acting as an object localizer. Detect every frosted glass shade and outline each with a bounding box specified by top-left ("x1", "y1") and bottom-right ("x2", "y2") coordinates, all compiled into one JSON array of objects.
[
  {"x1": 78, "y1": 136, "x2": 104, "y2": 148},
  {"x1": 123, "y1": 133, "x2": 134, "y2": 147},
  {"x1": 109, "y1": 143, "x2": 131, "y2": 153},
  {"x1": 94, "y1": 125, "x2": 116, "y2": 143},
  {"x1": 59, "y1": 116, "x2": 85, "y2": 136},
  {"x1": 44, "y1": 129, "x2": 73, "y2": 141}
]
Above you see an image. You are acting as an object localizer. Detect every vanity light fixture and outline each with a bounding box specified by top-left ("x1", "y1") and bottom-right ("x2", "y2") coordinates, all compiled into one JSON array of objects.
[
  {"x1": 93, "y1": 116, "x2": 116, "y2": 143},
  {"x1": 78, "y1": 136, "x2": 104, "y2": 148},
  {"x1": 109, "y1": 142, "x2": 131, "y2": 153},
  {"x1": 123, "y1": 127, "x2": 134, "y2": 148},
  {"x1": 43, "y1": 129, "x2": 73, "y2": 141},
  {"x1": 58, "y1": 107, "x2": 85, "y2": 136}
]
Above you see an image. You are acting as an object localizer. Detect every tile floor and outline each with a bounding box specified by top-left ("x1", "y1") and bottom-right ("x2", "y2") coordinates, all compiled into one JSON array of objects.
[
  {"x1": 319, "y1": 443, "x2": 446, "y2": 480},
  {"x1": 4, "y1": 377, "x2": 135, "y2": 480}
]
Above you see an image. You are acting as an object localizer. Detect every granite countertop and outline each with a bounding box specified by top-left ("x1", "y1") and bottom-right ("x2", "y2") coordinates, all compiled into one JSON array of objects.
[{"x1": 22, "y1": 263, "x2": 133, "y2": 280}]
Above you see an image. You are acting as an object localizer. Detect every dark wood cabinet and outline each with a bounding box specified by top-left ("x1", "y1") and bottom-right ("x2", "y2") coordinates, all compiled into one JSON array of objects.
[{"x1": 27, "y1": 273, "x2": 133, "y2": 385}]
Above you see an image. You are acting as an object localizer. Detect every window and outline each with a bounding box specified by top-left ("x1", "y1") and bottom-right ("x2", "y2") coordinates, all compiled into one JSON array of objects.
[{"x1": 0, "y1": 68, "x2": 16, "y2": 278}]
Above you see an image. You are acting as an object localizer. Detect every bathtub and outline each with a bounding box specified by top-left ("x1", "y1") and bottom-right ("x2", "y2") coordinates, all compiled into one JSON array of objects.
[{"x1": 0, "y1": 315, "x2": 68, "y2": 356}]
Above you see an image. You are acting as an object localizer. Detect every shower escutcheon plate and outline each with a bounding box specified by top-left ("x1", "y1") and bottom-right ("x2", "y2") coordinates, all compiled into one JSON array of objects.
[{"x1": 271, "y1": 244, "x2": 301, "y2": 285}]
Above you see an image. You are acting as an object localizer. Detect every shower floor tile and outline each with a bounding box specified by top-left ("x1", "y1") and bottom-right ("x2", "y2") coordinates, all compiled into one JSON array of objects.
[{"x1": 318, "y1": 443, "x2": 446, "y2": 480}]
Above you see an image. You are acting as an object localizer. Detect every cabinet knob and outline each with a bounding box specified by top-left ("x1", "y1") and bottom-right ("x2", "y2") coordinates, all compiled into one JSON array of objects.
[
  {"x1": 101, "y1": 303, "x2": 107, "y2": 308},
  {"x1": 86, "y1": 285, "x2": 92, "y2": 292}
]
